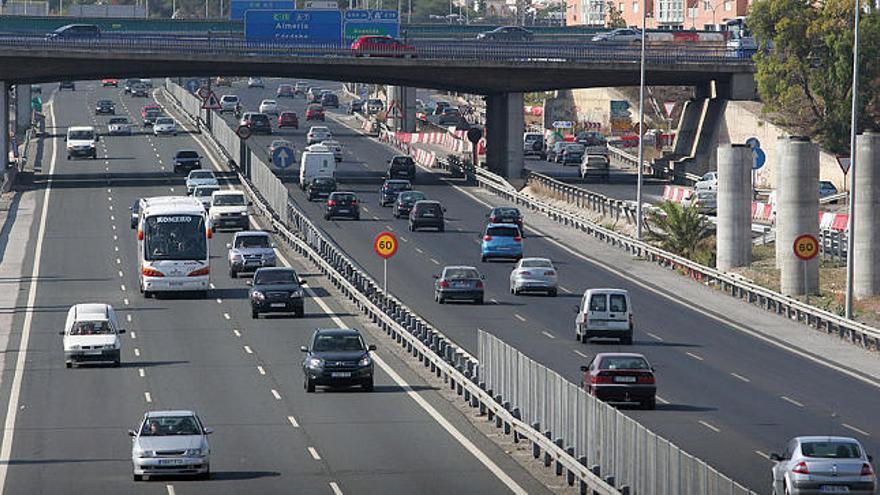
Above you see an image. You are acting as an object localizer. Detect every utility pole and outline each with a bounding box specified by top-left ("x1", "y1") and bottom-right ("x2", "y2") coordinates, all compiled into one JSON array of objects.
[
  {"x1": 845, "y1": 0, "x2": 861, "y2": 319},
  {"x1": 635, "y1": 0, "x2": 647, "y2": 239}
]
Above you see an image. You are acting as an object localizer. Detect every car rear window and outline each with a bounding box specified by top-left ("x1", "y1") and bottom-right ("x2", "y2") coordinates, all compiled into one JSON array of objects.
[
  {"x1": 494, "y1": 207, "x2": 520, "y2": 217},
  {"x1": 392, "y1": 157, "x2": 414, "y2": 167},
  {"x1": 109, "y1": 117, "x2": 128, "y2": 124},
  {"x1": 445, "y1": 268, "x2": 479, "y2": 279},
  {"x1": 194, "y1": 187, "x2": 219, "y2": 197},
  {"x1": 190, "y1": 171, "x2": 214, "y2": 179},
  {"x1": 599, "y1": 356, "x2": 649, "y2": 370},
  {"x1": 521, "y1": 259, "x2": 552, "y2": 268},
  {"x1": 399, "y1": 192, "x2": 425, "y2": 202},
  {"x1": 236, "y1": 235, "x2": 270, "y2": 248},
  {"x1": 565, "y1": 144, "x2": 585, "y2": 152},
  {"x1": 486, "y1": 226, "x2": 519, "y2": 237},
  {"x1": 332, "y1": 193, "x2": 356, "y2": 201},
  {"x1": 801, "y1": 442, "x2": 861, "y2": 459},
  {"x1": 251, "y1": 115, "x2": 269, "y2": 124},
  {"x1": 385, "y1": 182, "x2": 410, "y2": 191},
  {"x1": 588, "y1": 294, "x2": 606, "y2": 311},
  {"x1": 416, "y1": 203, "x2": 441, "y2": 214},
  {"x1": 609, "y1": 294, "x2": 627, "y2": 312}
]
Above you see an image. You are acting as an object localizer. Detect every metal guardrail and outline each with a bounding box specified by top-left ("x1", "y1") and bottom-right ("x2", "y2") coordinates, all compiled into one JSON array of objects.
[
  {"x1": 819, "y1": 191, "x2": 848, "y2": 204},
  {"x1": 479, "y1": 331, "x2": 755, "y2": 495},
  {"x1": 606, "y1": 144, "x2": 665, "y2": 178},
  {"x1": 527, "y1": 171, "x2": 639, "y2": 226},
  {"x1": 469, "y1": 165, "x2": 880, "y2": 350},
  {"x1": 162, "y1": 79, "x2": 618, "y2": 494},
  {"x1": 3, "y1": 33, "x2": 757, "y2": 65},
  {"x1": 820, "y1": 229, "x2": 847, "y2": 262}
]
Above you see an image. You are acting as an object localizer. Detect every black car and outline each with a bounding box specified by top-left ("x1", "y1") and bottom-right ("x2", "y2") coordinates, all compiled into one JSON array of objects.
[
  {"x1": 46, "y1": 23, "x2": 101, "y2": 39},
  {"x1": 242, "y1": 113, "x2": 272, "y2": 135},
  {"x1": 248, "y1": 267, "x2": 305, "y2": 318},
  {"x1": 409, "y1": 200, "x2": 445, "y2": 232},
  {"x1": 307, "y1": 177, "x2": 337, "y2": 201},
  {"x1": 123, "y1": 78, "x2": 140, "y2": 93},
  {"x1": 320, "y1": 93, "x2": 339, "y2": 108},
  {"x1": 301, "y1": 328, "x2": 376, "y2": 392},
  {"x1": 387, "y1": 155, "x2": 416, "y2": 181},
  {"x1": 348, "y1": 99, "x2": 364, "y2": 114},
  {"x1": 324, "y1": 192, "x2": 360, "y2": 220},
  {"x1": 476, "y1": 25, "x2": 534, "y2": 42},
  {"x1": 393, "y1": 190, "x2": 426, "y2": 219},
  {"x1": 378, "y1": 179, "x2": 412, "y2": 207},
  {"x1": 173, "y1": 150, "x2": 202, "y2": 174},
  {"x1": 488, "y1": 206, "x2": 523, "y2": 232},
  {"x1": 130, "y1": 83, "x2": 148, "y2": 98},
  {"x1": 59, "y1": 81, "x2": 76, "y2": 91},
  {"x1": 95, "y1": 99, "x2": 115, "y2": 115},
  {"x1": 437, "y1": 108, "x2": 462, "y2": 126}
]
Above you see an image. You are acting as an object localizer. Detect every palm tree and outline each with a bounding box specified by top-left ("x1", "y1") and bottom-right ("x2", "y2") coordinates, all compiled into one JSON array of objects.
[{"x1": 644, "y1": 201, "x2": 713, "y2": 260}]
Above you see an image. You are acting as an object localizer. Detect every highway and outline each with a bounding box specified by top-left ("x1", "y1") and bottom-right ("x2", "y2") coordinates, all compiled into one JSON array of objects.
[
  {"x1": 214, "y1": 77, "x2": 880, "y2": 492},
  {"x1": 0, "y1": 81, "x2": 552, "y2": 494}
]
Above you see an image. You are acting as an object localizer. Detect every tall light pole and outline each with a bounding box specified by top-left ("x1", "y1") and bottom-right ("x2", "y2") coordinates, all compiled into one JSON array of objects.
[
  {"x1": 635, "y1": 0, "x2": 647, "y2": 239},
  {"x1": 844, "y1": 0, "x2": 861, "y2": 319}
]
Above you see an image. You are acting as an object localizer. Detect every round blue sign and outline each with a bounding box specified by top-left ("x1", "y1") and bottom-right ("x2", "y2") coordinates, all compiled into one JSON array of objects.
[
  {"x1": 746, "y1": 137, "x2": 761, "y2": 149},
  {"x1": 752, "y1": 147, "x2": 766, "y2": 170},
  {"x1": 272, "y1": 146, "x2": 295, "y2": 170}
]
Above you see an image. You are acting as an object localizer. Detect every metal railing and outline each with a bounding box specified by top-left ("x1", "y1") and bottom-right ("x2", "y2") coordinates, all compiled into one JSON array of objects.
[
  {"x1": 607, "y1": 144, "x2": 664, "y2": 177},
  {"x1": 820, "y1": 229, "x2": 848, "y2": 262},
  {"x1": 162, "y1": 79, "x2": 618, "y2": 494},
  {"x1": 479, "y1": 331, "x2": 754, "y2": 495},
  {"x1": 527, "y1": 171, "x2": 639, "y2": 225}
]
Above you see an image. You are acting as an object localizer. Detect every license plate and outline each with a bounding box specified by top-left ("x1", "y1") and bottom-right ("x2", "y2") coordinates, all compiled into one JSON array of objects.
[
  {"x1": 614, "y1": 376, "x2": 637, "y2": 383},
  {"x1": 158, "y1": 459, "x2": 184, "y2": 465},
  {"x1": 338, "y1": 209, "x2": 349, "y2": 213},
  {"x1": 168, "y1": 281, "x2": 183, "y2": 287},
  {"x1": 452, "y1": 281, "x2": 467, "y2": 288},
  {"x1": 331, "y1": 372, "x2": 351, "y2": 378},
  {"x1": 820, "y1": 487, "x2": 849, "y2": 494},
  {"x1": 85, "y1": 350, "x2": 103, "y2": 355},
  {"x1": 591, "y1": 320, "x2": 606, "y2": 327},
  {"x1": 270, "y1": 303, "x2": 286, "y2": 308},
  {"x1": 423, "y1": 213, "x2": 435, "y2": 217}
]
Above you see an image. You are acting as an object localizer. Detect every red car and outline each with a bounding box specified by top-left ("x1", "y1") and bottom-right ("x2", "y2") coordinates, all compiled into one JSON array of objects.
[
  {"x1": 580, "y1": 352, "x2": 656, "y2": 409},
  {"x1": 278, "y1": 111, "x2": 299, "y2": 128},
  {"x1": 102, "y1": 79, "x2": 118, "y2": 87},
  {"x1": 305, "y1": 105, "x2": 325, "y2": 121},
  {"x1": 350, "y1": 35, "x2": 416, "y2": 58},
  {"x1": 140, "y1": 104, "x2": 161, "y2": 119},
  {"x1": 276, "y1": 84, "x2": 295, "y2": 98}
]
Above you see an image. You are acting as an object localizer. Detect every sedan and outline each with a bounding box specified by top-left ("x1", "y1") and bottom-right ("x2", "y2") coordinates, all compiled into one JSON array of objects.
[
  {"x1": 276, "y1": 84, "x2": 295, "y2": 98},
  {"x1": 378, "y1": 179, "x2": 412, "y2": 206},
  {"x1": 771, "y1": 436, "x2": 876, "y2": 495},
  {"x1": 305, "y1": 104, "x2": 325, "y2": 121},
  {"x1": 185, "y1": 169, "x2": 218, "y2": 195},
  {"x1": 306, "y1": 126, "x2": 332, "y2": 145},
  {"x1": 173, "y1": 149, "x2": 201, "y2": 174},
  {"x1": 278, "y1": 111, "x2": 299, "y2": 128},
  {"x1": 306, "y1": 176, "x2": 337, "y2": 201},
  {"x1": 351, "y1": 35, "x2": 416, "y2": 58},
  {"x1": 580, "y1": 353, "x2": 656, "y2": 409},
  {"x1": 107, "y1": 117, "x2": 132, "y2": 136},
  {"x1": 325, "y1": 192, "x2": 360, "y2": 220},
  {"x1": 591, "y1": 28, "x2": 642, "y2": 42},
  {"x1": 101, "y1": 78, "x2": 118, "y2": 87},
  {"x1": 301, "y1": 328, "x2": 376, "y2": 392},
  {"x1": 258, "y1": 99, "x2": 278, "y2": 115},
  {"x1": 488, "y1": 206, "x2": 523, "y2": 232},
  {"x1": 129, "y1": 410, "x2": 212, "y2": 481},
  {"x1": 95, "y1": 99, "x2": 115, "y2": 114},
  {"x1": 393, "y1": 190, "x2": 426, "y2": 219},
  {"x1": 152, "y1": 117, "x2": 177, "y2": 136},
  {"x1": 819, "y1": 180, "x2": 839, "y2": 198},
  {"x1": 476, "y1": 25, "x2": 534, "y2": 42},
  {"x1": 247, "y1": 77, "x2": 264, "y2": 88},
  {"x1": 434, "y1": 265, "x2": 484, "y2": 304},
  {"x1": 248, "y1": 267, "x2": 304, "y2": 318},
  {"x1": 509, "y1": 257, "x2": 557, "y2": 296}
]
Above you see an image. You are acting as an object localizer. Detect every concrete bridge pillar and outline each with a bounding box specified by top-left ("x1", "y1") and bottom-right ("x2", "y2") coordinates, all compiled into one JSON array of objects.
[
  {"x1": 854, "y1": 131, "x2": 880, "y2": 298},
  {"x1": 716, "y1": 144, "x2": 752, "y2": 271},
  {"x1": 485, "y1": 92, "x2": 523, "y2": 179},
  {"x1": 0, "y1": 82, "x2": 8, "y2": 168},
  {"x1": 384, "y1": 86, "x2": 416, "y2": 133},
  {"x1": 776, "y1": 136, "x2": 819, "y2": 296},
  {"x1": 15, "y1": 84, "x2": 31, "y2": 134}
]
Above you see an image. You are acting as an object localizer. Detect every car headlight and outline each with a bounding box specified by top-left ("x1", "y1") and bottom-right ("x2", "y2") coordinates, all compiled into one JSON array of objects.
[
  {"x1": 231, "y1": 254, "x2": 242, "y2": 261},
  {"x1": 358, "y1": 355, "x2": 372, "y2": 367},
  {"x1": 289, "y1": 289, "x2": 302, "y2": 298},
  {"x1": 307, "y1": 357, "x2": 324, "y2": 368},
  {"x1": 252, "y1": 291, "x2": 265, "y2": 300},
  {"x1": 137, "y1": 449, "x2": 155, "y2": 458},
  {"x1": 104, "y1": 344, "x2": 116, "y2": 350},
  {"x1": 69, "y1": 344, "x2": 81, "y2": 350},
  {"x1": 239, "y1": 211, "x2": 248, "y2": 216},
  {"x1": 184, "y1": 448, "x2": 206, "y2": 457}
]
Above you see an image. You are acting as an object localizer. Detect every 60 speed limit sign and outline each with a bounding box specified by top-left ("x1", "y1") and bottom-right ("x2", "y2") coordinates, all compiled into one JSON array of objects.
[
  {"x1": 373, "y1": 231, "x2": 398, "y2": 259},
  {"x1": 793, "y1": 234, "x2": 819, "y2": 261}
]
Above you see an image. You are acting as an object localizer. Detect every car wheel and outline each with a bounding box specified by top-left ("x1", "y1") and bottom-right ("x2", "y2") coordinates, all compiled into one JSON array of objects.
[
  {"x1": 200, "y1": 467, "x2": 211, "y2": 480},
  {"x1": 475, "y1": 296, "x2": 484, "y2": 305},
  {"x1": 66, "y1": 155, "x2": 71, "y2": 160},
  {"x1": 229, "y1": 269, "x2": 237, "y2": 279},
  {"x1": 143, "y1": 290, "x2": 152, "y2": 299},
  {"x1": 353, "y1": 214, "x2": 360, "y2": 221},
  {"x1": 437, "y1": 294, "x2": 444, "y2": 304},
  {"x1": 133, "y1": 473, "x2": 143, "y2": 482},
  {"x1": 251, "y1": 309, "x2": 259, "y2": 319},
  {"x1": 480, "y1": 256, "x2": 486, "y2": 263},
  {"x1": 65, "y1": 362, "x2": 72, "y2": 369},
  {"x1": 621, "y1": 334, "x2": 633, "y2": 345},
  {"x1": 438, "y1": 225, "x2": 445, "y2": 232},
  {"x1": 408, "y1": 224, "x2": 414, "y2": 232},
  {"x1": 642, "y1": 398, "x2": 656, "y2": 410},
  {"x1": 362, "y1": 379, "x2": 374, "y2": 392},
  {"x1": 549, "y1": 288, "x2": 558, "y2": 297},
  {"x1": 305, "y1": 378, "x2": 315, "y2": 393},
  {"x1": 113, "y1": 360, "x2": 121, "y2": 368}
]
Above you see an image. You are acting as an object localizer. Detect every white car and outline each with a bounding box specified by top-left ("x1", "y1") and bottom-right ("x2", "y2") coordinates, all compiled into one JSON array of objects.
[
  {"x1": 130, "y1": 410, "x2": 212, "y2": 481},
  {"x1": 210, "y1": 190, "x2": 250, "y2": 231},
  {"x1": 219, "y1": 95, "x2": 239, "y2": 113},
  {"x1": 307, "y1": 126, "x2": 332, "y2": 145},
  {"x1": 153, "y1": 117, "x2": 177, "y2": 136},
  {"x1": 185, "y1": 169, "x2": 218, "y2": 195},
  {"x1": 107, "y1": 117, "x2": 132, "y2": 136},
  {"x1": 61, "y1": 303, "x2": 125, "y2": 368},
  {"x1": 694, "y1": 171, "x2": 718, "y2": 191},
  {"x1": 320, "y1": 139, "x2": 343, "y2": 162},
  {"x1": 258, "y1": 99, "x2": 278, "y2": 115},
  {"x1": 247, "y1": 77, "x2": 264, "y2": 88},
  {"x1": 193, "y1": 184, "x2": 221, "y2": 209},
  {"x1": 591, "y1": 28, "x2": 642, "y2": 42},
  {"x1": 66, "y1": 125, "x2": 99, "y2": 160}
]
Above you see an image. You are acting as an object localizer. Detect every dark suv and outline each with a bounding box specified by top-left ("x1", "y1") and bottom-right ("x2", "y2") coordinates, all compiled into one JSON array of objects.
[
  {"x1": 324, "y1": 192, "x2": 360, "y2": 220},
  {"x1": 378, "y1": 179, "x2": 412, "y2": 207},
  {"x1": 248, "y1": 267, "x2": 304, "y2": 318},
  {"x1": 307, "y1": 177, "x2": 337, "y2": 201},
  {"x1": 173, "y1": 149, "x2": 201, "y2": 174},
  {"x1": 301, "y1": 328, "x2": 376, "y2": 392},
  {"x1": 241, "y1": 112, "x2": 272, "y2": 135},
  {"x1": 320, "y1": 93, "x2": 339, "y2": 108},
  {"x1": 95, "y1": 99, "x2": 115, "y2": 115},
  {"x1": 387, "y1": 155, "x2": 416, "y2": 181},
  {"x1": 59, "y1": 81, "x2": 76, "y2": 91},
  {"x1": 393, "y1": 190, "x2": 426, "y2": 218},
  {"x1": 409, "y1": 200, "x2": 445, "y2": 232},
  {"x1": 46, "y1": 23, "x2": 101, "y2": 39}
]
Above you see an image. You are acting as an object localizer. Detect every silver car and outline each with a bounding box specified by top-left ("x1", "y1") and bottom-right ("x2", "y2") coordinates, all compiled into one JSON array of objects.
[
  {"x1": 185, "y1": 169, "x2": 218, "y2": 195},
  {"x1": 129, "y1": 410, "x2": 212, "y2": 481},
  {"x1": 227, "y1": 231, "x2": 276, "y2": 278},
  {"x1": 509, "y1": 257, "x2": 558, "y2": 296},
  {"x1": 771, "y1": 436, "x2": 876, "y2": 495},
  {"x1": 434, "y1": 265, "x2": 484, "y2": 304},
  {"x1": 193, "y1": 184, "x2": 221, "y2": 209}
]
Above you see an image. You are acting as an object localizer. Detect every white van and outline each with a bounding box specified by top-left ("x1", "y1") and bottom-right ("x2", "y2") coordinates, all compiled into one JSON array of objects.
[
  {"x1": 299, "y1": 150, "x2": 336, "y2": 190},
  {"x1": 575, "y1": 288, "x2": 633, "y2": 344},
  {"x1": 61, "y1": 303, "x2": 125, "y2": 368},
  {"x1": 66, "y1": 126, "x2": 99, "y2": 160}
]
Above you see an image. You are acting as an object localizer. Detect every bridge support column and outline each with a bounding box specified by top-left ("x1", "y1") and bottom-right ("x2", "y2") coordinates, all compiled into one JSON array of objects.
[
  {"x1": 385, "y1": 86, "x2": 416, "y2": 133},
  {"x1": 15, "y1": 84, "x2": 31, "y2": 134},
  {"x1": 776, "y1": 136, "x2": 819, "y2": 296},
  {"x1": 485, "y1": 92, "x2": 523, "y2": 179},
  {"x1": 854, "y1": 131, "x2": 880, "y2": 298},
  {"x1": 716, "y1": 144, "x2": 752, "y2": 271},
  {"x1": 0, "y1": 82, "x2": 8, "y2": 168}
]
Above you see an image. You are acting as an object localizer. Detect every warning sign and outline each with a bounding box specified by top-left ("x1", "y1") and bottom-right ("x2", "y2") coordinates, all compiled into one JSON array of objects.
[{"x1": 201, "y1": 91, "x2": 222, "y2": 110}]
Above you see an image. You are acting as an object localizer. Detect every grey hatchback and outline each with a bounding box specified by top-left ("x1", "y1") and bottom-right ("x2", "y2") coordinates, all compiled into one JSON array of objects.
[
  {"x1": 771, "y1": 436, "x2": 876, "y2": 495},
  {"x1": 434, "y1": 265, "x2": 484, "y2": 304},
  {"x1": 301, "y1": 328, "x2": 376, "y2": 392}
]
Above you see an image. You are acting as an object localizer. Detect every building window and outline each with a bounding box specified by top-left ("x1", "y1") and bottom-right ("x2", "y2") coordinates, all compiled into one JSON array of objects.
[
  {"x1": 633, "y1": 1, "x2": 638, "y2": 12},
  {"x1": 724, "y1": 0, "x2": 731, "y2": 10},
  {"x1": 703, "y1": 0, "x2": 711, "y2": 10},
  {"x1": 619, "y1": 2, "x2": 624, "y2": 11}
]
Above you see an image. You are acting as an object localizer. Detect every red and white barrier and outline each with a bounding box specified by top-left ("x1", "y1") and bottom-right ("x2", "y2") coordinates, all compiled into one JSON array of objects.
[
  {"x1": 751, "y1": 202, "x2": 774, "y2": 224},
  {"x1": 820, "y1": 212, "x2": 849, "y2": 231},
  {"x1": 662, "y1": 185, "x2": 692, "y2": 203},
  {"x1": 411, "y1": 147, "x2": 436, "y2": 168}
]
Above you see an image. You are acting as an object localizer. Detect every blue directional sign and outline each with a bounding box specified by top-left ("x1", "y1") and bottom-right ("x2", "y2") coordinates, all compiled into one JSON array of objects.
[
  {"x1": 272, "y1": 146, "x2": 296, "y2": 170},
  {"x1": 343, "y1": 10, "x2": 400, "y2": 45},
  {"x1": 245, "y1": 10, "x2": 343, "y2": 44},
  {"x1": 230, "y1": 0, "x2": 295, "y2": 20},
  {"x1": 745, "y1": 137, "x2": 761, "y2": 149},
  {"x1": 185, "y1": 79, "x2": 201, "y2": 93},
  {"x1": 752, "y1": 147, "x2": 766, "y2": 170}
]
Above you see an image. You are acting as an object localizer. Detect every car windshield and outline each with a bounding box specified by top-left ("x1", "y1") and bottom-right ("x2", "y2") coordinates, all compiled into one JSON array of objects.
[
  {"x1": 521, "y1": 259, "x2": 552, "y2": 268},
  {"x1": 69, "y1": 320, "x2": 112, "y2": 335},
  {"x1": 97, "y1": 100, "x2": 112, "y2": 105},
  {"x1": 494, "y1": 208, "x2": 519, "y2": 218},
  {"x1": 156, "y1": 118, "x2": 174, "y2": 125},
  {"x1": 486, "y1": 226, "x2": 519, "y2": 237},
  {"x1": 262, "y1": 100, "x2": 276, "y2": 105},
  {"x1": 312, "y1": 333, "x2": 365, "y2": 352},
  {"x1": 801, "y1": 441, "x2": 862, "y2": 458},
  {"x1": 400, "y1": 192, "x2": 426, "y2": 202},
  {"x1": 213, "y1": 194, "x2": 245, "y2": 206},
  {"x1": 176, "y1": 151, "x2": 198, "y2": 159},
  {"x1": 254, "y1": 270, "x2": 297, "y2": 285},
  {"x1": 384, "y1": 182, "x2": 410, "y2": 191},
  {"x1": 599, "y1": 356, "x2": 650, "y2": 370},
  {"x1": 144, "y1": 215, "x2": 206, "y2": 261},
  {"x1": 68, "y1": 130, "x2": 94, "y2": 140},
  {"x1": 140, "y1": 416, "x2": 201, "y2": 437},
  {"x1": 189, "y1": 171, "x2": 214, "y2": 180},
  {"x1": 236, "y1": 235, "x2": 269, "y2": 248},
  {"x1": 444, "y1": 268, "x2": 479, "y2": 280},
  {"x1": 194, "y1": 187, "x2": 218, "y2": 197}
]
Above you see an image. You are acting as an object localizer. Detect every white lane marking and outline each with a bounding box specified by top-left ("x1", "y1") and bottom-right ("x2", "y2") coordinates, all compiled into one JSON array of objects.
[
  {"x1": 216, "y1": 298, "x2": 223, "y2": 304},
  {"x1": 573, "y1": 349, "x2": 589, "y2": 359},
  {"x1": 124, "y1": 298, "x2": 130, "y2": 305},
  {"x1": 0, "y1": 101, "x2": 57, "y2": 488},
  {"x1": 134, "y1": 348, "x2": 141, "y2": 357},
  {"x1": 271, "y1": 389, "x2": 282, "y2": 400},
  {"x1": 223, "y1": 313, "x2": 231, "y2": 320},
  {"x1": 730, "y1": 372, "x2": 750, "y2": 383},
  {"x1": 169, "y1": 187, "x2": 175, "y2": 192},
  {"x1": 514, "y1": 313, "x2": 526, "y2": 322},
  {"x1": 288, "y1": 415, "x2": 299, "y2": 428},
  {"x1": 110, "y1": 215, "x2": 115, "y2": 221},
  {"x1": 144, "y1": 392, "x2": 152, "y2": 403},
  {"x1": 113, "y1": 235, "x2": 117, "y2": 241},
  {"x1": 842, "y1": 423, "x2": 871, "y2": 437},
  {"x1": 362, "y1": 206, "x2": 370, "y2": 212},
  {"x1": 754, "y1": 450, "x2": 770, "y2": 460},
  {"x1": 120, "y1": 284, "x2": 126, "y2": 292},
  {"x1": 243, "y1": 345, "x2": 253, "y2": 354},
  {"x1": 130, "y1": 331, "x2": 137, "y2": 339},
  {"x1": 415, "y1": 247, "x2": 424, "y2": 254},
  {"x1": 166, "y1": 485, "x2": 176, "y2": 495},
  {"x1": 138, "y1": 368, "x2": 146, "y2": 378},
  {"x1": 330, "y1": 482, "x2": 343, "y2": 495},
  {"x1": 118, "y1": 270, "x2": 124, "y2": 278},
  {"x1": 400, "y1": 236, "x2": 408, "y2": 242},
  {"x1": 126, "y1": 314, "x2": 132, "y2": 322},
  {"x1": 108, "y1": 205, "x2": 113, "y2": 211},
  {"x1": 559, "y1": 285, "x2": 572, "y2": 294},
  {"x1": 781, "y1": 396, "x2": 804, "y2": 408},
  {"x1": 430, "y1": 258, "x2": 440, "y2": 265},
  {"x1": 541, "y1": 331, "x2": 555, "y2": 339},
  {"x1": 114, "y1": 246, "x2": 119, "y2": 252},
  {"x1": 307, "y1": 447, "x2": 321, "y2": 460},
  {"x1": 646, "y1": 331, "x2": 664, "y2": 341},
  {"x1": 233, "y1": 329, "x2": 241, "y2": 337},
  {"x1": 656, "y1": 395, "x2": 670, "y2": 404},
  {"x1": 257, "y1": 365, "x2": 266, "y2": 375},
  {"x1": 372, "y1": 215, "x2": 379, "y2": 220},
  {"x1": 112, "y1": 225, "x2": 116, "y2": 231},
  {"x1": 385, "y1": 225, "x2": 393, "y2": 231},
  {"x1": 209, "y1": 283, "x2": 216, "y2": 289},
  {"x1": 698, "y1": 420, "x2": 720, "y2": 433},
  {"x1": 685, "y1": 352, "x2": 704, "y2": 361}
]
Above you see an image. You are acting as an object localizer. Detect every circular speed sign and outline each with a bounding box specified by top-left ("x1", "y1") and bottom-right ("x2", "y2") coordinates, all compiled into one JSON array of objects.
[
  {"x1": 236, "y1": 125, "x2": 252, "y2": 140},
  {"x1": 793, "y1": 234, "x2": 819, "y2": 261},
  {"x1": 373, "y1": 231, "x2": 398, "y2": 259}
]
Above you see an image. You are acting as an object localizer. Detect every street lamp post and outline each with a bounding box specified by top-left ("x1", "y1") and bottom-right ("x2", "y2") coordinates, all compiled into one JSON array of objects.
[
  {"x1": 845, "y1": 0, "x2": 861, "y2": 319},
  {"x1": 635, "y1": 0, "x2": 647, "y2": 239}
]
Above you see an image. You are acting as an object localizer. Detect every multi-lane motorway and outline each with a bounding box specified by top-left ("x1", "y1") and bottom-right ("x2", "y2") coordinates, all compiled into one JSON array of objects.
[
  {"x1": 214, "y1": 78, "x2": 880, "y2": 492},
  {"x1": 0, "y1": 81, "x2": 555, "y2": 494}
]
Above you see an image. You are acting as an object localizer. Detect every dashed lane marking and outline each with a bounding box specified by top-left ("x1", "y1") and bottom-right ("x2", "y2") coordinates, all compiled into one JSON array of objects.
[
  {"x1": 842, "y1": 423, "x2": 871, "y2": 437},
  {"x1": 288, "y1": 416, "x2": 299, "y2": 428},
  {"x1": 307, "y1": 447, "x2": 321, "y2": 460},
  {"x1": 730, "y1": 372, "x2": 750, "y2": 383},
  {"x1": 271, "y1": 389, "x2": 282, "y2": 400},
  {"x1": 698, "y1": 420, "x2": 720, "y2": 433},
  {"x1": 257, "y1": 365, "x2": 266, "y2": 375},
  {"x1": 686, "y1": 352, "x2": 704, "y2": 361},
  {"x1": 144, "y1": 392, "x2": 152, "y2": 403},
  {"x1": 781, "y1": 396, "x2": 804, "y2": 408}
]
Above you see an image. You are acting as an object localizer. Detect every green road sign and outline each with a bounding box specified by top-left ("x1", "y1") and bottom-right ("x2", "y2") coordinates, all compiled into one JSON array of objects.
[{"x1": 31, "y1": 96, "x2": 42, "y2": 112}]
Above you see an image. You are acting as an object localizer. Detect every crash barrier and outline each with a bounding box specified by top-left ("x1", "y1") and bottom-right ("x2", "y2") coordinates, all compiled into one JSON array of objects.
[
  {"x1": 479, "y1": 331, "x2": 755, "y2": 495},
  {"x1": 607, "y1": 145, "x2": 666, "y2": 178},
  {"x1": 163, "y1": 78, "x2": 620, "y2": 494},
  {"x1": 819, "y1": 212, "x2": 848, "y2": 232},
  {"x1": 751, "y1": 202, "x2": 774, "y2": 224},
  {"x1": 527, "y1": 172, "x2": 639, "y2": 226},
  {"x1": 662, "y1": 184, "x2": 693, "y2": 203}
]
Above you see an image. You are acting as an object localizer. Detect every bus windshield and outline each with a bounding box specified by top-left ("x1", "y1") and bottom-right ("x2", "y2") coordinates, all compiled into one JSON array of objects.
[{"x1": 144, "y1": 214, "x2": 207, "y2": 261}]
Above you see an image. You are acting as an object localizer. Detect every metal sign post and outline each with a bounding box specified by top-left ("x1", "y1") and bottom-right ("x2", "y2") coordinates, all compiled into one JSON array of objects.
[
  {"x1": 373, "y1": 231, "x2": 398, "y2": 292},
  {"x1": 793, "y1": 234, "x2": 819, "y2": 303}
]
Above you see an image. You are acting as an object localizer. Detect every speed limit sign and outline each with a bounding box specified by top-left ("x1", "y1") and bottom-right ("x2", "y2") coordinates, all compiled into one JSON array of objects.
[
  {"x1": 793, "y1": 234, "x2": 819, "y2": 261},
  {"x1": 374, "y1": 231, "x2": 398, "y2": 259}
]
